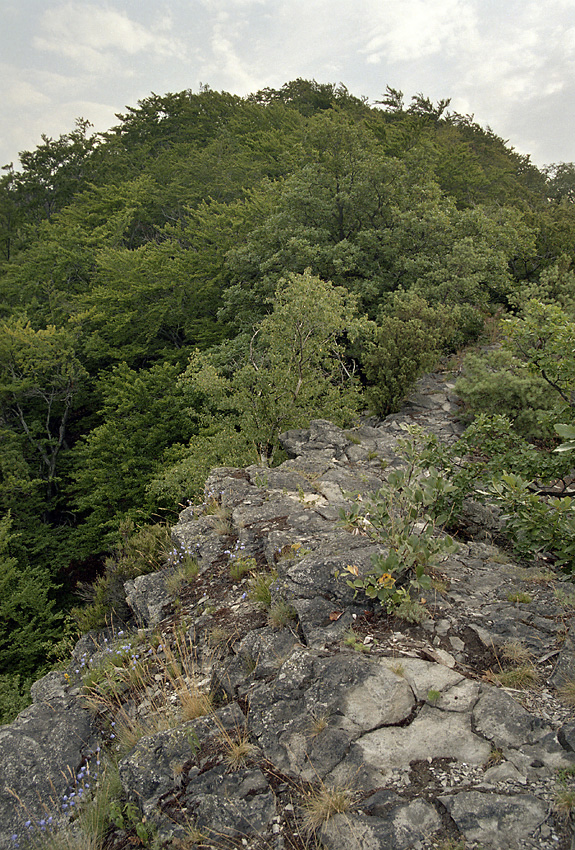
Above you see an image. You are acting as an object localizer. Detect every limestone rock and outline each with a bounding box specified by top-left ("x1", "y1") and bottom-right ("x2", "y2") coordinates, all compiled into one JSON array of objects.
[
  {"x1": 321, "y1": 800, "x2": 441, "y2": 850},
  {"x1": 440, "y1": 790, "x2": 548, "y2": 849},
  {"x1": 0, "y1": 688, "x2": 95, "y2": 848}
]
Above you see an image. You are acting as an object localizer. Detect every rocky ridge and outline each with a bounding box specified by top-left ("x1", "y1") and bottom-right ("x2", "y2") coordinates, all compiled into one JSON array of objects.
[{"x1": 2, "y1": 369, "x2": 575, "y2": 850}]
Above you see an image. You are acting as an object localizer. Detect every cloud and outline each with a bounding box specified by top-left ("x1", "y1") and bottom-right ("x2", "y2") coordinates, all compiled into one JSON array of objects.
[
  {"x1": 34, "y1": 2, "x2": 185, "y2": 73},
  {"x1": 361, "y1": 0, "x2": 477, "y2": 64}
]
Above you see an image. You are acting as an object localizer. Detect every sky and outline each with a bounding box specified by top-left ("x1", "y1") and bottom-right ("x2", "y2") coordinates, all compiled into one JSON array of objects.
[{"x1": 2, "y1": 0, "x2": 575, "y2": 171}]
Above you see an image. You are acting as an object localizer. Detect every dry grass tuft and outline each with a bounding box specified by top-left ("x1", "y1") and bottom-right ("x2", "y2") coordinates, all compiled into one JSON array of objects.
[
  {"x1": 557, "y1": 679, "x2": 575, "y2": 706},
  {"x1": 301, "y1": 783, "x2": 354, "y2": 835},
  {"x1": 501, "y1": 640, "x2": 533, "y2": 665},
  {"x1": 487, "y1": 663, "x2": 540, "y2": 690},
  {"x1": 220, "y1": 729, "x2": 259, "y2": 770}
]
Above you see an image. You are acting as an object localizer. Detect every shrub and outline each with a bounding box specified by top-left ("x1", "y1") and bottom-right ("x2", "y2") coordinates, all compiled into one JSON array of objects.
[
  {"x1": 490, "y1": 472, "x2": 575, "y2": 572},
  {"x1": 71, "y1": 521, "x2": 171, "y2": 631},
  {"x1": 340, "y1": 426, "x2": 457, "y2": 616},
  {"x1": 456, "y1": 348, "x2": 557, "y2": 438}
]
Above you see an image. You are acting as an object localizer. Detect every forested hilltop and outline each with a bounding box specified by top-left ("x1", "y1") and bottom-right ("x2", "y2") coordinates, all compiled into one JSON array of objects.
[{"x1": 1, "y1": 79, "x2": 574, "y2": 722}]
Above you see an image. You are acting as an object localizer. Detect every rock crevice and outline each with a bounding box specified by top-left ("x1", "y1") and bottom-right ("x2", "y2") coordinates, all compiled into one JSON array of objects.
[{"x1": 2, "y1": 370, "x2": 575, "y2": 850}]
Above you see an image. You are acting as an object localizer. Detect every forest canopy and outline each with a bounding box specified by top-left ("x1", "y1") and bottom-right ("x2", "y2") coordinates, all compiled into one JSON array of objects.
[{"x1": 1, "y1": 78, "x2": 574, "y2": 721}]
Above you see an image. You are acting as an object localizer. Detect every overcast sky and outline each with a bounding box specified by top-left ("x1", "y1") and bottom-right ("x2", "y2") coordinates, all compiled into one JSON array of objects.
[{"x1": 2, "y1": 0, "x2": 575, "y2": 171}]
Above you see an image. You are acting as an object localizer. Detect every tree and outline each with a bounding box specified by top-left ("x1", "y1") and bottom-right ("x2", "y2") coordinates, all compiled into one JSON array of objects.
[
  {"x1": 8, "y1": 118, "x2": 99, "y2": 230},
  {"x1": 360, "y1": 290, "x2": 455, "y2": 416},
  {"x1": 180, "y1": 270, "x2": 360, "y2": 465},
  {"x1": 0, "y1": 319, "x2": 85, "y2": 487},
  {"x1": 0, "y1": 513, "x2": 62, "y2": 680},
  {"x1": 376, "y1": 86, "x2": 404, "y2": 112},
  {"x1": 247, "y1": 79, "x2": 368, "y2": 117},
  {"x1": 504, "y1": 299, "x2": 575, "y2": 416},
  {"x1": 544, "y1": 162, "x2": 575, "y2": 204},
  {"x1": 70, "y1": 361, "x2": 192, "y2": 550}
]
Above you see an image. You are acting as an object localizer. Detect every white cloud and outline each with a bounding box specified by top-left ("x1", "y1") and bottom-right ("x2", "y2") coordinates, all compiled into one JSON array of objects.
[
  {"x1": 0, "y1": 0, "x2": 573, "y2": 168},
  {"x1": 361, "y1": 0, "x2": 478, "y2": 64},
  {"x1": 34, "y1": 2, "x2": 185, "y2": 72}
]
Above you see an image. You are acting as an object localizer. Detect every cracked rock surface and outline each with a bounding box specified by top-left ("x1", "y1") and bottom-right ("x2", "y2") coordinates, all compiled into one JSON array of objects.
[{"x1": 2, "y1": 369, "x2": 575, "y2": 850}]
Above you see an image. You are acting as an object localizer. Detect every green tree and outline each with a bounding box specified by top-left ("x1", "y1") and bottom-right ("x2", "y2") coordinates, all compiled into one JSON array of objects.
[
  {"x1": 0, "y1": 513, "x2": 62, "y2": 680},
  {"x1": 178, "y1": 270, "x2": 360, "y2": 467},
  {"x1": 360, "y1": 291, "x2": 455, "y2": 416},
  {"x1": 504, "y1": 299, "x2": 575, "y2": 416},
  {"x1": 0, "y1": 319, "x2": 86, "y2": 487},
  {"x1": 544, "y1": 162, "x2": 575, "y2": 204},
  {"x1": 70, "y1": 361, "x2": 192, "y2": 550}
]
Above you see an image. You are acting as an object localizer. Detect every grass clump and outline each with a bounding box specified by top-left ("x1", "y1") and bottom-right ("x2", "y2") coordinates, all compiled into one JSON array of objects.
[
  {"x1": 301, "y1": 783, "x2": 354, "y2": 835},
  {"x1": 484, "y1": 747, "x2": 504, "y2": 768},
  {"x1": 557, "y1": 679, "x2": 575, "y2": 706},
  {"x1": 248, "y1": 570, "x2": 278, "y2": 608},
  {"x1": 501, "y1": 640, "x2": 533, "y2": 665},
  {"x1": 554, "y1": 784, "x2": 575, "y2": 820},
  {"x1": 220, "y1": 729, "x2": 259, "y2": 770},
  {"x1": 229, "y1": 555, "x2": 256, "y2": 581},
  {"x1": 71, "y1": 520, "x2": 172, "y2": 631},
  {"x1": 342, "y1": 629, "x2": 371, "y2": 653},
  {"x1": 267, "y1": 599, "x2": 297, "y2": 628},
  {"x1": 507, "y1": 591, "x2": 532, "y2": 604},
  {"x1": 307, "y1": 712, "x2": 330, "y2": 738},
  {"x1": 488, "y1": 663, "x2": 540, "y2": 690}
]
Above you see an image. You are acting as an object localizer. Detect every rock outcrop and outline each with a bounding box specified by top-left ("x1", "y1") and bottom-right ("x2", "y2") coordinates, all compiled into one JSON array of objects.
[{"x1": 2, "y1": 369, "x2": 575, "y2": 850}]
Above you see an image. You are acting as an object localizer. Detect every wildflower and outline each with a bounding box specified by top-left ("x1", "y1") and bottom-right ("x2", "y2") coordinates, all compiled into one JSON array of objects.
[
  {"x1": 345, "y1": 564, "x2": 359, "y2": 576},
  {"x1": 377, "y1": 573, "x2": 396, "y2": 588}
]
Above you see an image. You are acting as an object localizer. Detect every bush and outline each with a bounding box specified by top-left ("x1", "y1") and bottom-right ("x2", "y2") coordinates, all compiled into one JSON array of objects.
[
  {"x1": 362, "y1": 315, "x2": 441, "y2": 416},
  {"x1": 490, "y1": 472, "x2": 575, "y2": 572},
  {"x1": 340, "y1": 426, "x2": 458, "y2": 616},
  {"x1": 71, "y1": 521, "x2": 171, "y2": 631},
  {"x1": 455, "y1": 348, "x2": 557, "y2": 438},
  {"x1": 0, "y1": 673, "x2": 33, "y2": 725}
]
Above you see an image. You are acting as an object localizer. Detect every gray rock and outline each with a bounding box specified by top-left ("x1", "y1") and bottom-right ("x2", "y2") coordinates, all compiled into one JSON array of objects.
[
  {"x1": 182, "y1": 765, "x2": 276, "y2": 839},
  {"x1": 550, "y1": 629, "x2": 575, "y2": 688},
  {"x1": 321, "y1": 800, "x2": 441, "y2": 850},
  {"x1": 473, "y1": 687, "x2": 546, "y2": 748},
  {"x1": 213, "y1": 626, "x2": 302, "y2": 699},
  {"x1": 558, "y1": 722, "x2": 575, "y2": 752},
  {"x1": 0, "y1": 694, "x2": 95, "y2": 849},
  {"x1": 280, "y1": 419, "x2": 353, "y2": 459},
  {"x1": 119, "y1": 703, "x2": 245, "y2": 815},
  {"x1": 348, "y1": 704, "x2": 491, "y2": 786},
  {"x1": 249, "y1": 652, "x2": 414, "y2": 780},
  {"x1": 440, "y1": 790, "x2": 548, "y2": 849},
  {"x1": 124, "y1": 571, "x2": 175, "y2": 627}
]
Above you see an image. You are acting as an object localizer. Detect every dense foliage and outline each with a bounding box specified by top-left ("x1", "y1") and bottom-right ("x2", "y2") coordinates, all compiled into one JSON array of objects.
[{"x1": 1, "y1": 79, "x2": 574, "y2": 721}]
